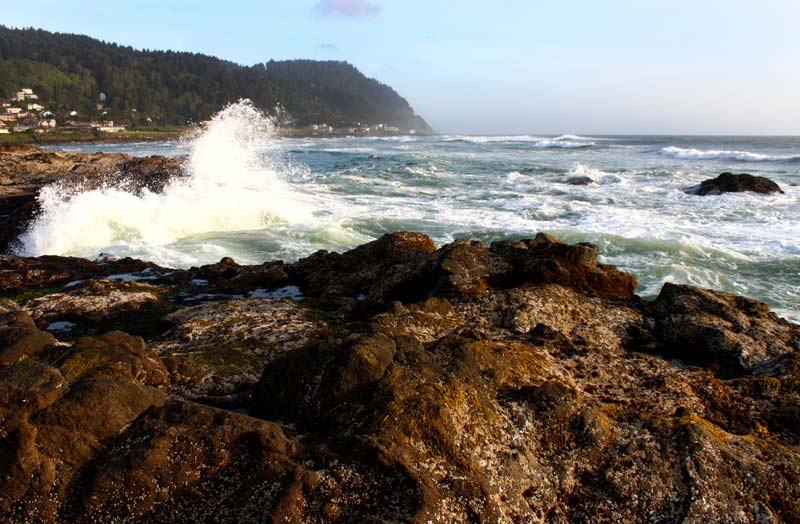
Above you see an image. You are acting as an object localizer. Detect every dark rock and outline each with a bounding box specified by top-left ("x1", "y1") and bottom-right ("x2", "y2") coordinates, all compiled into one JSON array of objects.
[
  {"x1": 565, "y1": 176, "x2": 593, "y2": 185},
  {"x1": 490, "y1": 233, "x2": 638, "y2": 299},
  {"x1": 647, "y1": 282, "x2": 799, "y2": 373},
  {"x1": 689, "y1": 172, "x2": 784, "y2": 195}
]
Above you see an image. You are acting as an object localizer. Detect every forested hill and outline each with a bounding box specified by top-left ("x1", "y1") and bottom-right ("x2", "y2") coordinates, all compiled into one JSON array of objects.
[{"x1": 0, "y1": 26, "x2": 432, "y2": 132}]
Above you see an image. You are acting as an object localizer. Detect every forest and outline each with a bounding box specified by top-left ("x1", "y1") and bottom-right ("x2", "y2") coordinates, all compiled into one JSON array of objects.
[{"x1": 0, "y1": 26, "x2": 431, "y2": 132}]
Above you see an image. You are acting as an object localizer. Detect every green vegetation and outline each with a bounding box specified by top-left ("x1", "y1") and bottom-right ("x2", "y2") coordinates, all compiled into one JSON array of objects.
[{"x1": 0, "y1": 26, "x2": 431, "y2": 133}]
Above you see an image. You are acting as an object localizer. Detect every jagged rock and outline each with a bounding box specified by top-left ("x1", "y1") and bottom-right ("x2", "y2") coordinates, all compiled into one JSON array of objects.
[
  {"x1": 489, "y1": 233, "x2": 638, "y2": 299},
  {"x1": 0, "y1": 231, "x2": 798, "y2": 523},
  {"x1": 180, "y1": 258, "x2": 289, "y2": 294},
  {"x1": 647, "y1": 283, "x2": 799, "y2": 373},
  {"x1": 287, "y1": 231, "x2": 436, "y2": 308},
  {"x1": 288, "y1": 232, "x2": 636, "y2": 313},
  {"x1": 252, "y1": 276, "x2": 799, "y2": 522},
  {"x1": 688, "y1": 172, "x2": 785, "y2": 195}
]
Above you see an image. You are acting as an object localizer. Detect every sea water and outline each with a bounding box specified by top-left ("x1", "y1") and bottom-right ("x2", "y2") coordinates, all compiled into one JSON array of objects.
[{"x1": 24, "y1": 101, "x2": 800, "y2": 321}]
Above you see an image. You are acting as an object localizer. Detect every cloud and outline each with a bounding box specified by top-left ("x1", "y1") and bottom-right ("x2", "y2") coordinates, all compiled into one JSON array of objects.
[
  {"x1": 317, "y1": 42, "x2": 339, "y2": 51},
  {"x1": 314, "y1": 0, "x2": 381, "y2": 19}
]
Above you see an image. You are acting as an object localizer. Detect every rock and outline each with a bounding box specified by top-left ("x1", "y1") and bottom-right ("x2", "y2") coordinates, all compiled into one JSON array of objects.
[
  {"x1": 152, "y1": 298, "x2": 328, "y2": 404},
  {"x1": 288, "y1": 232, "x2": 637, "y2": 313},
  {"x1": 566, "y1": 175, "x2": 593, "y2": 185},
  {"x1": 0, "y1": 255, "x2": 165, "y2": 296},
  {"x1": 0, "y1": 230, "x2": 798, "y2": 522},
  {"x1": 23, "y1": 278, "x2": 165, "y2": 324},
  {"x1": 287, "y1": 231, "x2": 436, "y2": 308},
  {"x1": 0, "y1": 310, "x2": 59, "y2": 365},
  {"x1": 56, "y1": 331, "x2": 169, "y2": 386},
  {"x1": 489, "y1": 233, "x2": 638, "y2": 299},
  {"x1": 689, "y1": 172, "x2": 784, "y2": 195},
  {"x1": 647, "y1": 282, "x2": 799, "y2": 374}
]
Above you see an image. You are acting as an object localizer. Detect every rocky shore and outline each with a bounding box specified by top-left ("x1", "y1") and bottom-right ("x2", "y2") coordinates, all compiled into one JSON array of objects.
[
  {"x1": 0, "y1": 146, "x2": 798, "y2": 523},
  {"x1": 0, "y1": 231, "x2": 797, "y2": 523}
]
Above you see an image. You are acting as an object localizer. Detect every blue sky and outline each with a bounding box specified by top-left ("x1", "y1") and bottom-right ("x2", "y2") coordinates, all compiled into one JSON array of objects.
[{"x1": 4, "y1": 0, "x2": 800, "y2": 134}]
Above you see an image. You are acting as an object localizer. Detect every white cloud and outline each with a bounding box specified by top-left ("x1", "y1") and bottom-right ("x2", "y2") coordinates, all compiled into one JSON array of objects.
[{"x1": 314, "y1": 0, "x2": 381, "y2": 19}]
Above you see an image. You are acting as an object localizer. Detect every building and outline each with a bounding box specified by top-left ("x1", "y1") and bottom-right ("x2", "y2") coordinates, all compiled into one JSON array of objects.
[
  {"x1": 39, "y1": 118, "x2": 57, "y2": 129},
  {"x1": 5, "y1": 107, "x2": 22, "y2": 115},
  {"x1": 12, "y1": 88, "x2": 38, "y2": 102},
  {"x1": 0, "y1": 121, "x2": 9, "y2": 134},
  {"x1": 27, "y1": 103, "x2": 44, "y2": 112},
  {"x1": 94, "y1": 120, "x2": 126, "y2": 132}
]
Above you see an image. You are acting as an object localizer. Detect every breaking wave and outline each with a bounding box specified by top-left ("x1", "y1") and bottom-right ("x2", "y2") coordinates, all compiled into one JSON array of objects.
[
  {"x1": 659, "y1": 146, "x2": 800, "y2": 162},
  {"x1": 17, "y1": 100, "x2": 319, "y2": 262}
]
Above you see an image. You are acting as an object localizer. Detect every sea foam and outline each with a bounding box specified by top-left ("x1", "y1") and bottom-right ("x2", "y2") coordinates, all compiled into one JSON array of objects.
[{"x1": 17, "y1": 100, "x2": 315, "y2": 261}]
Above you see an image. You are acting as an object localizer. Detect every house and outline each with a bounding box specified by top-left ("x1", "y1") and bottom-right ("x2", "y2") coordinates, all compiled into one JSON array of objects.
[
  {"x1": 0, "y1": 115, "x2": 18, "y2": 123},
  {"x1": 12, "y1": 88, "x2": 38, "y2": 102},
  {"x1": 5, "y1": 107, "x2": 22, "y2": 115},
  {"x1": 0, "y1": 121, "x2": 9, "y2": 134},
  {"x1": 39, "y1": 118, "x2": 57, "y2": 129},
  {"x1": 94, "y1": 120, "x2": 126, "y2": 132},
  {"x1": 69, "y1": 110, "x2": 78, "y2": 117},
  {"x1": 27, "y1": 103, "x2": 44, "y2": 112}
]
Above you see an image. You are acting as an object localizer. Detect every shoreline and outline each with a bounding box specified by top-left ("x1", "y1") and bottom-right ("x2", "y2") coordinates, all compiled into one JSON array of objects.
[{"x1": 0, "y1": 127, "x2": 430, "y2": 146}]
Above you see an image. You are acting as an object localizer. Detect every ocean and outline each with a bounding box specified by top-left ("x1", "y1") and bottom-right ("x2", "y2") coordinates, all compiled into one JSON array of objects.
[{"x1": 28, "y1": 102, "x2": 800, "y2": 321}]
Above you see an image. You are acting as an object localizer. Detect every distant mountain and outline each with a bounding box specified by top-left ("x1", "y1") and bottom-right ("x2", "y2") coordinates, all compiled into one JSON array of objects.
[{"x1": 0, "y1": 26, "x2": 432, "y2": 133}]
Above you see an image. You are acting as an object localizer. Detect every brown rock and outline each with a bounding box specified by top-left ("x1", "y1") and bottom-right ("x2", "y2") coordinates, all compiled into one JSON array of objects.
[
  {"x1": 0, "y1": 310, "x2": 59, "y2": 365},
  {"x1": 648, "y1": 282, "x2": 798, "y2": 373},
  {"x1": 57, "y1": 331, "x2": 169, "y2": 386}
]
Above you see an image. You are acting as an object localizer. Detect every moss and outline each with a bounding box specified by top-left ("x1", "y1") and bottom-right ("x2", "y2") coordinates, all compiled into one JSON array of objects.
[
  {"x1": 58, "y1": 348, "x2": 111, "y2": 382},
  {"x1": 11, "y1": 289, "x2": 54, "y2": 303}
]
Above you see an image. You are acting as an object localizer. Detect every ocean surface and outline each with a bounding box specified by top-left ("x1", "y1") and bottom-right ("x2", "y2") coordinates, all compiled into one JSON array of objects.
[{"x1": 28, "y1": 102, "x2": 800, "y2": 321}]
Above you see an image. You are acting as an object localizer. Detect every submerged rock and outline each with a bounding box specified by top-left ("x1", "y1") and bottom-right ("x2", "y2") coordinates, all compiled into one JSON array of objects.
[
  {"x1": 688, "y1": 172, "x2": 785, "y2": 195},
  {"x1": 565, "y1": 175, "x2": 593, "y2": 185}
]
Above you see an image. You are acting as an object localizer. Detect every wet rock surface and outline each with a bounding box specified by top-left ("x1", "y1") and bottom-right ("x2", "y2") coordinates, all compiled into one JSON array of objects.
[
  {"x1": 0, "y1": 231, "x2": 798, "y2": 523},
  {"x1": 688, "y1": 172, "x2": 785, "y2": 196}
]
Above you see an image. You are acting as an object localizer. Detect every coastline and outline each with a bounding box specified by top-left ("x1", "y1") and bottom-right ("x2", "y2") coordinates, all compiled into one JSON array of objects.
[{"x1": 0, "y1": 127, "x2": 428, "y2": 146}]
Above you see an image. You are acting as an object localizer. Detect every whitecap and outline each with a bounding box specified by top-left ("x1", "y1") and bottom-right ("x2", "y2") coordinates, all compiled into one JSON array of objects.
[{"x1": 659, "y1": 146, "x2": 798, "y2": 162}]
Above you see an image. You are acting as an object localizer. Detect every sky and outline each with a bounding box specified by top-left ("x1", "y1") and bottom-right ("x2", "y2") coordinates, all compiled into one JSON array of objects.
[{"x1": 3, "y1": 0, "x2": 800, "y2": 135}]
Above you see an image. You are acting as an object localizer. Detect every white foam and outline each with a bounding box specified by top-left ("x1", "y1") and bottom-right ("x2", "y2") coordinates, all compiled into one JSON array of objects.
[
  {"x1": 659, "y1": 146, "x2": 797, "y2": 162},
  {"x1": 17, "y1": 101, "x2": 320, "y2": 262}
]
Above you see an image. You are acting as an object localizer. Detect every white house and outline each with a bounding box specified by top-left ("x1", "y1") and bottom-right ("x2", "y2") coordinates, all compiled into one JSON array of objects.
[
  {"x1": 5, "y1": 107, "x2": 22, "y2": 115},
  {"x1": 27, "y1": 103, "x2": 44, "y2": 112},
  {"x1": 0, "y1": 121, "x2": 9, "y2": 134}
]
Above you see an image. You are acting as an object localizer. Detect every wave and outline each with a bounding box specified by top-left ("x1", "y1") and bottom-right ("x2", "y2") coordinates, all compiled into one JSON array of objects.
[
  {"x1": 567, "y1": 163, "x2": 624, "y2": 184},
  {"x1": 16, "y1": 100, "x2": 323, "y2": 262},
  {"x1": 442, "y1": 135, "x2": 545, "y2": 143},
  {"x1": 534, "y1": 138, "x2": 594, "y2": 149},
  {"x1": 659, "y1": 146, "x2": 800, "y2": 162}
]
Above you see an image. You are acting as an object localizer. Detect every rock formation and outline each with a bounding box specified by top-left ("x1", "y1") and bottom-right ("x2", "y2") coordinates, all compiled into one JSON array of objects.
[
  {"x1": 1, "y1": 231, "x2": 798, "y2": 523},
  {"x1": 688, "y1": 172, "x2": 785, "y2": 196}
]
